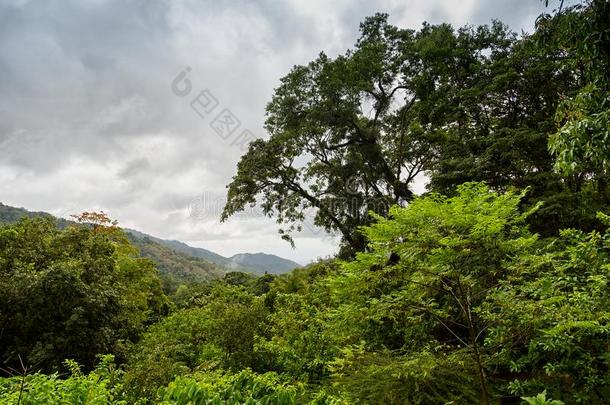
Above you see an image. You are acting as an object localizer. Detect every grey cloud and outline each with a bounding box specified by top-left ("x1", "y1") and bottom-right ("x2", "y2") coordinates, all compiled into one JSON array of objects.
[{"x1": 118, "y1": 157, "x2": 151, "y2": 179}]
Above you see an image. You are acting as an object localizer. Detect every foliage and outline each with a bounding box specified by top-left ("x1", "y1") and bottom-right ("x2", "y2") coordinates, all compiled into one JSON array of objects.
[
  {"x1": 541, "y1": 1, "x2": 610, "y2": 189},
  {"x1": 482, "y1": 212, "x2": 610, "y2": 402},
  {"x1": 0, "y1": 215, "x2": 168, "y2": 372},
  {"x1": 549, "y1": 83, "x2": 610, "y2": 176},
  {"x1": 224, "y1": 6, "x2": 610, "y2": 251},
  {"x1": 521, "y1": 390, "x2": 564, "y2": 405},
  {"x1": 0, "y1": 355, "x2": 126, "y2": 405},
  {"x1": 2, "y1": 3, "x2": 610, "y2": 403},
  {"x1": 159, "y1": 370, "x2": 302, "y2": 405},
  {"x1": 124, "y1": 284, "x2": 269, "y2": 399},
  {"x1": 538, "y1": 0, "x2": 609, "y2": 83},
  {"x1": 328, "y1": 346, "x2": 479, "y2": 404},
  {"x1": 223, "y1": 14, "x2": 462, "y2": 251},
  {"x1": 320, "y1": 182, "x2": 538, "y2": 403},
  {"x1": 422, "y1": 2, "x2": 610, "y2": 237},
  {"x1": 257, "y1": 288, "x2": 335, "y2": 382},
  {"x1": 2, "y1": 188, "x2": 610, "y2": 403},
  {"x1": 424, "y1": 26, "x2": 579, "y2": 235}
]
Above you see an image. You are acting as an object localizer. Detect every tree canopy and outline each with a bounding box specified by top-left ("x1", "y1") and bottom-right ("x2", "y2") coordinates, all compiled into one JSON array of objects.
[{"x1": 0, "y1": 214, "x2": 168, "y2": 372}]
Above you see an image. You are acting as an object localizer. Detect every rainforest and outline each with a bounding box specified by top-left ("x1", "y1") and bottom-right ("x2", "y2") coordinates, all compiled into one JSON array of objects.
[{"x1": 1, "y1": 1, "x2": 609, "y2": 403}]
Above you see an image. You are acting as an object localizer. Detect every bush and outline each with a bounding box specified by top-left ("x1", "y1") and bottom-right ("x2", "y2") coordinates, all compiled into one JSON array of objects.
[
  {"x1": 0, "y1": 355, "x2": 126, "y2": 405},
  {"x1": 159, "y1": 369, "x2": 301, "y2": 404},
  {"x1": 125, "y1": 285, "x2": 269, "y2": 399}
]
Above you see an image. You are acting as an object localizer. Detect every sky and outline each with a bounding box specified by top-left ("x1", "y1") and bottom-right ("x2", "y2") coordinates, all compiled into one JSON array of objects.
[{"x1": 0, "y1": 0, "x2": 557, "y2": 264}]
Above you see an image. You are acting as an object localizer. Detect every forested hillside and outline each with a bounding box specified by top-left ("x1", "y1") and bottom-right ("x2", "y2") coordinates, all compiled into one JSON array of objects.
[
  {"x1": 126, "y1": 229, "x2": 301, "y2": 275},
  {"x1": 0, "y1": 204, "x2": 298, "y2": 292},
  {"x1": 1, "y1": 1, "x2": 609, "y2": 403},
  {"x1": 126, "y1": 234, "x2": 223, "y2": 290}
]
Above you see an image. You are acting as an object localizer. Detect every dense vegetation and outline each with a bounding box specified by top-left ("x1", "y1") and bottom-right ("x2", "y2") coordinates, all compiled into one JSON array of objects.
[{"x1": 1, "y1": 1, "x2": 609, "y2": 403}]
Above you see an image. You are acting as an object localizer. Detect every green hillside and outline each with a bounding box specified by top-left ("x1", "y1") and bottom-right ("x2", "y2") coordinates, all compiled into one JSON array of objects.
[
  {"x1": 0, "y1": 203, "x2": 223, "y2": 291},
  {"x1": 126, "y1": 229, "x2": 301, "y2": 275},
  {"x1": 126, "y1": 234, "x2": 224, "y2": 291}
]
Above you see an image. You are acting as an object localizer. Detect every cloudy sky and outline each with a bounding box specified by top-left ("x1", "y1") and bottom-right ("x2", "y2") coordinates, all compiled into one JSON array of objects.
[{"x1": 0, "y1": 0, "x2": 556, "y2": 264}]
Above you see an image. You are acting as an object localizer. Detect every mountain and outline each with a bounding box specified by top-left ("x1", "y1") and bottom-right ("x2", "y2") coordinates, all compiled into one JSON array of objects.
[
  {"x1": 126, "y1": 229, "x2": 230, "y2": 267},
  {"x1": 228, "y1": 253, "x2": 302, "y2": 275},
  {"x1": 125, "y1": 229, "x2": 302, "y2": 275},
  {"x1": 0, "y1": 203, "x2": 301, "y2": 285},
  {"x1": 0, "y1": 202, "x2": 66, "y2": 225}
]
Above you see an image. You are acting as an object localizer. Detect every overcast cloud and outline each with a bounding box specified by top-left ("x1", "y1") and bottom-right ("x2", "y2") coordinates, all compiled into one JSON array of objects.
[{"x1": 0, "y1": 0, "x2": 556, "y2": 264}]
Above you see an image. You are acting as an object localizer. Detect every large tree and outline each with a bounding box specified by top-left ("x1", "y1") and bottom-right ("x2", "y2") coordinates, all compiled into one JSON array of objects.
[
  {"x1": 224, "y1": 5, "x2": 610, "y2": 248},
  {"x1": 222, "y1": 15, "x2": 517, "y2": 252}
]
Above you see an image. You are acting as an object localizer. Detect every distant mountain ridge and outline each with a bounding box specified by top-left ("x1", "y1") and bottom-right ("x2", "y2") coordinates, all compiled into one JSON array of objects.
[
  {"x1": 228, "y1": 252, "x2": 302, "y2": 275},
  {"x1": 0, "y1": 203, "x2": 301, "y2": 284},
  {"x1": 125, "y1": 229, "x2": 230, "y2": 266},
  {"x1": 125, "y1": 233, "x2": 224, "y2": 289},
  {"x1": 124, "y1": 229, "x2": 302, "y2": 275}
]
